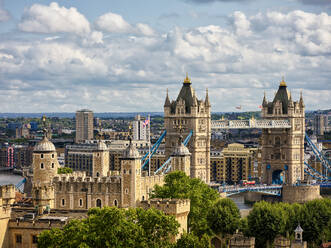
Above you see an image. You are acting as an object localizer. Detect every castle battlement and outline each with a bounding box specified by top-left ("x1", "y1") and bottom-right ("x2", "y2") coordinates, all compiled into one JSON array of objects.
[
  {"x1": 53, "y1": 175, "x2": 121, "y2": 184},
  {"x1": 141, "y1": 198, "x2": 190, "y2": 215}
]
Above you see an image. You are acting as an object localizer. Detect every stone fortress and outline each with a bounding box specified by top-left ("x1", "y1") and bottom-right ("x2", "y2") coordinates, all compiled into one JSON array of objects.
[{"x1": 0, "y1": 75, "x2": 323, "y2": 248}]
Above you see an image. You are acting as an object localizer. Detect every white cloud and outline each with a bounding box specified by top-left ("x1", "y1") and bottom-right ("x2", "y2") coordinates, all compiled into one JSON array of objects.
[
  {"x1": 0, "y1": 9, "x2": 330, "y2": 112},
  {"x1": 136, "y1": 23, "x2": 155, "y2": 36},
  {"x1": 18, "y1": 2, "x2": 91, "y2": 35},
  {"x1": 95, "y1": 12, "x2": 133, "y2": 33},
  {"x1": 95, "y1": 12, "x2": 155, "y2": 36}
]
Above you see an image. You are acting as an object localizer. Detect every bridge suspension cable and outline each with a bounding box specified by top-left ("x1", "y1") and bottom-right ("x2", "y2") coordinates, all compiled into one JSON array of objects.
[
  {"x1": 141, "y1": 130, "x2": 167, "y2": 170},
  {"x1": 305, "y1": 133, "x2": 331, "y2": 174},
  {"x1": 154, "y1": 130, "x2": 193, "y2": 175}
]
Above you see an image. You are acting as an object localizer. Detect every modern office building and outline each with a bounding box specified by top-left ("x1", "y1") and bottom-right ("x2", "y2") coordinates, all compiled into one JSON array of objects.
[
  {"x1": 75, "y1": 109, "x2": 94, "y2": 143},
  {"x1": 132, "y1": 115, "x2": 149, "y2": 141}
]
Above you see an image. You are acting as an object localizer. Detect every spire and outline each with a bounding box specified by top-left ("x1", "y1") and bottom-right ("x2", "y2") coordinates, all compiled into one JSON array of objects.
[
  {"x1": 299, "y1": 90, "x2": 305, "y2": 107},
  {"x1": 164, "y1": 88, "x2": 171, "y2": 107},
  {"x1": 205, "y1": 88, "x2": 210, "y2": 107},
  {"x1": 262, "y1": 91, "x2": 267, "y2": 106},
  {"x1": 183, "y1": 72, "x2": 191, "y2": 84},
  {"x1": 288, "y1": 92, "x2": 294, "y2": 108},
  {"x1": 280, "y1": 76, "x2": 287, "y2": 87}
]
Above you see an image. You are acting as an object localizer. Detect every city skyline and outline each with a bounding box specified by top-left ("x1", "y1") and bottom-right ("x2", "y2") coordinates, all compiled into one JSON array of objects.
[{"x1": 0, "y1": 0, "x2": 330, "y2": 113}]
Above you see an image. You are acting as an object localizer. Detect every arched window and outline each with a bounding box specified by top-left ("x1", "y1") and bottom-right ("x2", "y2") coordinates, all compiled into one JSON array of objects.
[
  {"x1": 41, "y1": 154, "x2": 44, "y2": 159},
  {"x1": 96, "y1": 172, "x2": 100, "y2": 177},
  {"x1": 142, "y1": 196, "x2": 145, "y2": 201},
  {"x1": 51, "y1": 163, "x2": 54, "y2": 168},
  {"x1": 96, "y1": 199, "x2": 102, "y2": 208},
  {"x1": 275, "y1": 136, "x2": 281, "y2": 146},
  {"x1": 61, "y1": 199, "x2": 65, "y2": 206},
  {"x1": 79, "y1": 199, "x2": 83, "y2": 207},
  {"x1": 114, "y1": 199, "x2": 118, "y2": 207},
  {"x1": 52, "y1": 154, "x2": 54, "y2": 158},
  {"x1": 40, "y1": 163, "x2": 44, "y2": 169}
]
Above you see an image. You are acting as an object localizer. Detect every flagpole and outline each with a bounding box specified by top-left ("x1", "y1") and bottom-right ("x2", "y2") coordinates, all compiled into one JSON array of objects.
[{"x1": 148, "y1": 114, "x2": 151, "y2": 176}]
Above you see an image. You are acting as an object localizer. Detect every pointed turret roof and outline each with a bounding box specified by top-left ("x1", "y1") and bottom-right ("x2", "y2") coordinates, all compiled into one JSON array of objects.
[
  {"x1": 205, "y1": 88, "x2": 210, "y2": 107},
  {"x1": 299, "y1": 91, "x2": 305, "y2": 108},
  {"x1": 171, "y1": 74, "x2": 197, "y2": 114},
  {"x1": 271, "y1": 78, "x2": 291, "y2": 114},
  {"x1": 164, "y1": 89, "x2": 171, "y2": 107}
]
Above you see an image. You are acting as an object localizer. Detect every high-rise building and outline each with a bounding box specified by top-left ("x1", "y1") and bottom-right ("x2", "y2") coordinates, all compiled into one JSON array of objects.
[
  {"x1": 132, "y1": 115, "x2": 149, "y2": 141},
  {"x1": 314, "y1": 114, "x2": 325, "y2": 136},
  {"x1": 75, "y1": 109, "x2": 94, "y2": 143},
  {"x1": 164, "y1": 75, "x2": 211, "y2": 183}
]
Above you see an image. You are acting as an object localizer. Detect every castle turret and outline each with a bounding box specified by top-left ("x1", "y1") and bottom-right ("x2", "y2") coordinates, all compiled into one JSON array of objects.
[
  {"x1": 120, "y1": 139, "x2": 141, "y2": 207},
  {"x1": 92, "y1": 139, "x2": 109, "y2": 177},
  {"x1": 170, "y1": 136, "x2": 191, "y2": 177},
  {"x1": 32, "y1": 130, "x2": 59, "y2": 211}
]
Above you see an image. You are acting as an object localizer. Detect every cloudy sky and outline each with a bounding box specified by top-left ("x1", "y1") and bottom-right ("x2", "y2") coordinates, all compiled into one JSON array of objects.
[{"x1": 0, "y1": 0, "x2": 330, "y2": 113}]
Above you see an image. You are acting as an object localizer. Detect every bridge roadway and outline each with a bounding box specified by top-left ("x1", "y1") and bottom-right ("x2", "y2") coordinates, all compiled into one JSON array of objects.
[
  {"x1": 211, "y1": 119, "x2": 291, "y2": 129},
  {"x1": 219, "y1": 185, "x2": 283, "y2": 196}
]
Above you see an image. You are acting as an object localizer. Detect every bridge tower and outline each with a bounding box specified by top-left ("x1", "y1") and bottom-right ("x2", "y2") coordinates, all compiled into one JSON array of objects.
[
  {"x1": 164, "y1": 75, "x2": 211, "y2": 183},
  {"x1": 261, "y1": 79, "x2": 305, "y2": 185}
]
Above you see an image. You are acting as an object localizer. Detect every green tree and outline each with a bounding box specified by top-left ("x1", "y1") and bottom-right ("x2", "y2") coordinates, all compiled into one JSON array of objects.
[
  {"x1": 57, "y1": 167, "x2": 73, "y2": 174},
  {"x1": 38, "y1": 207, "x2": 179, "y2": 248},
  {"x1": 300, "y1": 198, "x2": 331, "y2": 245},
  {"x1": 150, "y1": 171, "x2": 219, "y2": 236},
  {"x1": 175, "y1": 233, "x2": 211, "y2": 248},
  {"x1": 247, "y1": 201, "x2": 288, "y2": 248},
  {"x1": 207, "y1": 198, "x2": 240, "y2": 237}
]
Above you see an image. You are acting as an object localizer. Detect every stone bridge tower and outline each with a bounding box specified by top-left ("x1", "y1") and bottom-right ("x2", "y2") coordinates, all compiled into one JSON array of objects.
[
  {"x1": 261, "y1": 79, "x2": 305, "y2": 185},
  {"x1": 164, "y1": 75, "x2": 211, "y2": 183}
]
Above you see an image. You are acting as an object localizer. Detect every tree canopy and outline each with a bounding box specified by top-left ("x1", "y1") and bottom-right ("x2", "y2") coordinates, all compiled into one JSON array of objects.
[
  {"x1": 57, "y1": 167, "x2": 73, "y2": 174},
  {"x1": 38, "y1": 207, "x2": 179, "y2": 248},
  {"x1": 150, "y1": 171, "x2": 219, "y2": 236},
  {"x1": 207, "y1": 198, "x2": 241, "y2": 237}
]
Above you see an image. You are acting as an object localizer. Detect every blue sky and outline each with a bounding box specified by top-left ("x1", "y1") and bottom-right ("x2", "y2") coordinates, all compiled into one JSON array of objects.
[{"x1": 0, "y1": 0, "x2": 330, "y2": 112}]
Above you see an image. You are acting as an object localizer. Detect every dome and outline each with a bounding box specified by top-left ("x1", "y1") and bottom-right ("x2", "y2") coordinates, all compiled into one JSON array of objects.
[
  {"x1": 172, "y1": 143, "x2": 190, "y2": 156},
  {"x1": 97, "y1": 140, "x2": 108, "y2": 151},
  {"x1": 34, "y1": 137, "x2": 56, "y2": 152},
  {"x1": 123, "y1": 142, "x2": 140, "y2": 159}
]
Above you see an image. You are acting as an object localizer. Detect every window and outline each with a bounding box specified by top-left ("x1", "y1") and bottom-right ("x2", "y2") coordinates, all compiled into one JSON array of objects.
[
  {"x1": 32, "y1": 235, "x2": 38, "y2": 244},
  {"x1": 125, "y1": 188, "x2": 129, "y2": 194},
  {"x1": 142, "y1": 196, "x2": 145, "y2": 201},
  {"x1": 114, "y1": 199, "x2": 118, "y2": 207},
  {"x1": 61, "y1": 199, "x2": 65, "y2": 206},
  {"x1": 96, "y1": 199, "x2": 102, "y2": 208},
  {"x1": 96, "y1": 172, "x2": 100, "y2": 177},
  {"x1": 51, "y1": 163, "x2": 54, "y2": 168},
  {"x1": 41, "y1": 154, "x2": 44, "y2": 158},
  {"x1": 79, "y1": 199, "x2": 83, "y2": 207},
  {"x1": 40, "y1": 163, "x2": 44, "y2": 169},
  {"x1": 52, "y1": 154, "x2": 54, "y2": 158},
  {"x1": 16, "y1": 234, "x2": 22, "y2": 244}
]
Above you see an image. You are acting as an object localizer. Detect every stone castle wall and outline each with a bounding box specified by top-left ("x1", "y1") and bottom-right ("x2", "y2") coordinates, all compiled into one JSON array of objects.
[{"x1": 282, "y1": 185, "x2": 321, "y2": 204}]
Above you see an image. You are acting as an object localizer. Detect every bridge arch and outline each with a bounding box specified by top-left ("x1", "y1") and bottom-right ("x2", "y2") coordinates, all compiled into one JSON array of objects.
[{"x1": 272, "y1": 170, "x2": 285, "y2": 184}]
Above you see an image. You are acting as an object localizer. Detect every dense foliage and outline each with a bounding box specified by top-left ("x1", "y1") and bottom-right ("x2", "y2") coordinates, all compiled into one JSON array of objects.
[
  {"x1": 150, "y1": 171, "x2": 219, "y2": 236},
  {"x1": 245, "y1": 199, "x2": 331, "y2": 247},
  {"x1": 57, "y1": 167, "x2": 73, "y2": 174},
  {"x1": 38, "y1": 207, "x2": 179, "y2": 248},
  {"x1": 175, "y1": 233, "x2": 211, "y2": 248},
  {"x1": 207, "y1": 198, "x2": 241, "y2": 236}
]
